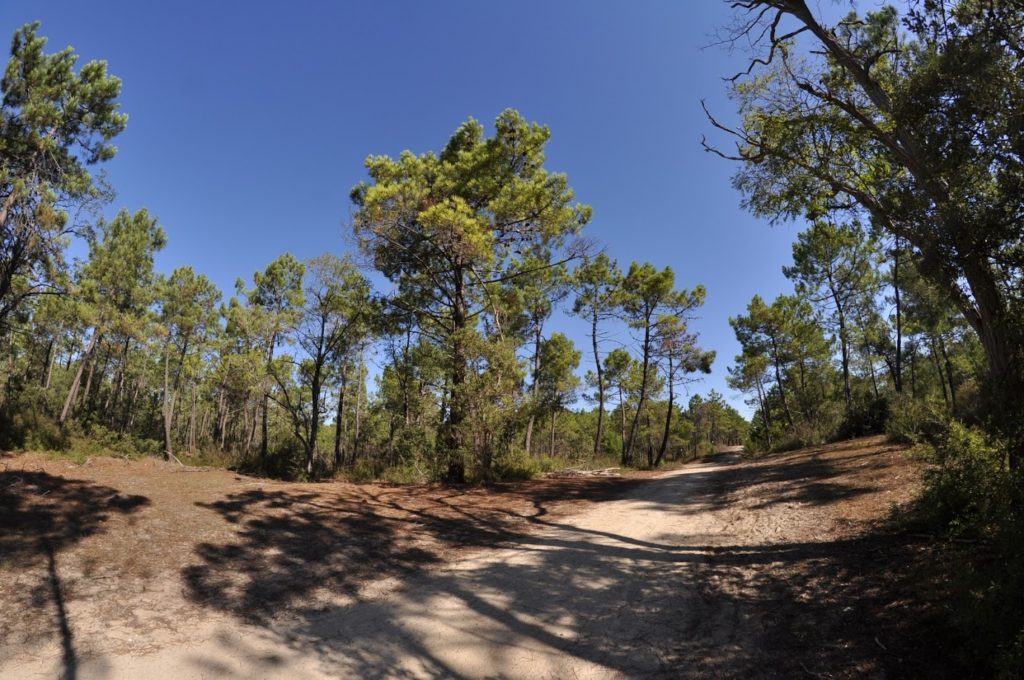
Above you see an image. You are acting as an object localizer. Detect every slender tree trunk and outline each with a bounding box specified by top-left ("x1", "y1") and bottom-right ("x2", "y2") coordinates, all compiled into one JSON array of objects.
[
  {"x1": 618, "y1": 386, "x2": 627, "y2": 455},
  {"x1": 80, "y1": 341, "x2": 102, "y2": 411},
  {"x1": 306, "y1": 361, "x2": 323, "y2": 478},
  {"x1": 769, "y1": 335, "x2": 794, "y2": 427},
  {"x1": 929, "y1": 335, "x2": 950, "y2": 408},
  {"x1": 123, "y1": 377, "x2": 142, "y2": 434},
  {"x1": 549, "y1": 409, "x2": 557, "y2": 458},
  {"x1": 591, "y1": 311, "x2": 605, "y2": 456},
  {"x1": 524, "y1": 321, "x2": 542, "y2": 456},
  {"x1": 656, "y1": 357, "x2": 674, "y2": 466},
  {"x1": 909, "y1": 343, "x2": 917, "y2": 399},
  {"x1": 830, "y1": 283, "x2": 852, "y2": 410},
  {"x1": 624, "y1": 316, "x2": 652, "y2": 466},
  {"x1": 867, "y1": 353, "x2": 880, "y2": 399},
  {"x1": 444, "y1": 267, "x2": 468, "y2": 483},
  {"x1": 938, "y1": 334, "x2": 957, "y2": 413},
  {"x1": 893, "y1": 238, "x2": 903, "y2": 393},
  {"x1": 162, "y1": 349, "x2": 175, "y2": 461},
  {"x1": 40, "y1": 338, "x2": 54, "y2": 388},
  {"x1": 60, "y1": 330, "x2": 99, "y2": 424},
  {"x1": 260, "y1": 333, "x2": 276, "y2": 463},
  {"x1": 353, "y1": 354, "x2": 363, "y2": 462},
  {"x1": 333, "y1": 366, "x2": 347, "y2": 469}
]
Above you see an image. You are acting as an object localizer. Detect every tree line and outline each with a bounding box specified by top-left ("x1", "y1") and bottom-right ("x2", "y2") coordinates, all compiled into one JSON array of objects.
[{"x1": 0, "y1": 23, "x2": 740, "y2": 481}]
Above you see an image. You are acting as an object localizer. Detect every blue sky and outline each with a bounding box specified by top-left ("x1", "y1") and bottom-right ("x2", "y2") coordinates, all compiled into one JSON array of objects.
[{"x1": 1, "y1": 1, "x2": 822, "y2": 417}]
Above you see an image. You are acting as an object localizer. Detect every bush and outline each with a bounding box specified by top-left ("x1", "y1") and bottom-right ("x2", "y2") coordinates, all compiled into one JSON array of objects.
[
  {"x1": 886, "y1": 396, "x2": 949, "y2": 445},
  {"x1": 7, "y1": 411, "x2": 70, "y2": 451},
  {"x1": 837, "y1": 395, "x2": 890, "y2": 439},
  {"x1": 905, "y1": 421, "x2": 1024, "y2": 677},
  {"x1": 915, "y1": 422, "x2": 1010, "y2": 537},
  {"x1": 491, "y1": 454, "x2": 560, "y2": 481}
]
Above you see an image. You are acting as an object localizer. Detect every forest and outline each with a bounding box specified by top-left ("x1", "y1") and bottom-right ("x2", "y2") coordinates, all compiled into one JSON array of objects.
[
  {"x1": 1, "y1": 1, "x2": 1024, "y2": 675},
  {"x1": 0, "y1": 24, "x2": 743, "y2": 484}
]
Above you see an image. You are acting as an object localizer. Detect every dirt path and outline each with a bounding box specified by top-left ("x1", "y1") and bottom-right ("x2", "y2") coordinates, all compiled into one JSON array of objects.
[{"x1": 1, "y1": 438, "x2": 947, "y2": 679}]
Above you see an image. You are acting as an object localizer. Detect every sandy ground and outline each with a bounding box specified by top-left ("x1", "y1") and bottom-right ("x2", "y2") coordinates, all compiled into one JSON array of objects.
[{"x1": 0, "y1": 437, "x2": 954, "y2": 679}]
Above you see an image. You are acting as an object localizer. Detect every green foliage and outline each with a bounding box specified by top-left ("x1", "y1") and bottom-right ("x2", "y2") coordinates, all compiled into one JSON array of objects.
[
  {"x1": 886, "y1": 396, "x2": 950, "y2": 445},
  {"x1": 491, "y1": 453, "x2": 561, "y2": 481},
  {"x1": 897, "y1": 421, "x2": 1024, "y2": 677},
  {"x1": 1, "y1": 22, "x2": 126, "y2": 324}
]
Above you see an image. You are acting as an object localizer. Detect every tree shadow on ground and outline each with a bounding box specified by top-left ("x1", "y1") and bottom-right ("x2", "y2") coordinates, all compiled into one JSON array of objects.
[
  {"x1": 182, "y1": 478, "x2": 637, "y2": 624},
  {"x1": 181, "y1": 453, "x2": 959, "y2": 679},
  {"x1": 0, "y1": 470, "x2": 150, "y2": 680}
]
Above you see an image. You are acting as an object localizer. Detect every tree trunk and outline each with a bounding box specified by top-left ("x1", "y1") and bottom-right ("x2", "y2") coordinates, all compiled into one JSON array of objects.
[
  {"x1": 162, "y1": 349, "x2": 175, "y2": 461},
  {"x1": 40, "y1": 339, "x2": 54, "y2": 389},
  {"x1": 830, "y1": 284, "x2": 852, "y2": 411},
  {"x1": 353, "y1": 355, "x2": 363, "y2": 462},
  {"x1": 260, "y1": 333, "x2": 276, "y2": 462},
  {"x1": 549, "y1": 409, "x2": 557, "y2": 458},
  {"x1": 444, "y1": 267, "x2": 468, "y2": 483},
  {"x1": 928, "y1": 335, "x2": 950, "y2": 408},
  {"x1": 624, "y1": 316, "x2": 652, "y2": 466},
  {"x1": 591, "y1": 311, "x2": 605, "y2": 456},
  {"x1": 769, "y1": 335, "x2": 795, "y2": 427},
  {"x1": 938, "y1": 334, "x2": 957, "y2": 414},
  {"x1": 333, "y1": 366, "x2": 347, "y2": 469},
  {"x1": 656, "y1": 356, "x2": 674, "y2": 466},
  {"x1": 59, "y1": 330, "x2": 99, "y2": 424},
  {"x1": 524, "y1": 321, "x2": 542, "y2": 456},
  {"x1": 893, "y1": 238, "x2": 903, "y2": 393}
]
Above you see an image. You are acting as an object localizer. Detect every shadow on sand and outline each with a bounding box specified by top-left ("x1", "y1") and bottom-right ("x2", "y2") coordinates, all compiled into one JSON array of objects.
[
  {"x1": 1, "y1": 470, "x2": 149, "y2": 680},
  {"x1": 180, "y1": 450, "x2": 956, "y2": 678}
]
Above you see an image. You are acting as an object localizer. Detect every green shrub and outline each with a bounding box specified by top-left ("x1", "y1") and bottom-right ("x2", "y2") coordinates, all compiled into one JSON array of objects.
[
  {"x1": 491, "y1": 454, "x2": 560, "y2": 481},
  {"x1": 906, "y1": 421, "x2": 1024, "y2": 677},
  {"x1": 915, "y1": 422, "x2": 1010, "y2": 537},
  {"x1": 10, "y1": 411, "x2": 70, "y2": 451},
  {"x1": 837, "y1": 395, "x2": 890, "y2": 439},
  {"x1": 886, "y1": 396, "x2": 949, "y2": 445}
]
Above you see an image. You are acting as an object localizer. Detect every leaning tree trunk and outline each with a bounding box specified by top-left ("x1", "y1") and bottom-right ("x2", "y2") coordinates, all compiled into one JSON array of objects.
[{"x1": 59, "y1": 330, "x2": 100, "y2": 424}]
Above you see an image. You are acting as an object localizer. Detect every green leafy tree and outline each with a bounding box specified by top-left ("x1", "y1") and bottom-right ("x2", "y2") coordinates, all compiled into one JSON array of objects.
[
  {"x1": 246, "y1": 254, "x2": 305, "y2": 461},
  {"x1": 351, "y1": 109, "x2": 591, "y2": 481},
  {"x1": 618, "y1": 262, "x2": 706, "y2": 465},
  {"x1": 158, "y1": 267, "x2": 221, "y2": 461},
  {"x1": 0, "y1": 23, "x2": 126, "y2": 325},
  {"x1": 536, "y1": 332, "x2": 581, "y2": 457},
  {"x1": 571, "y1": 252, "x2": 623, "y2": 456},
  {"x1": 59, "y1": 208, "x2": 165, "y2": 424},
  {"x1": 653, "y1": 314, "x2": 714, "y2": 465},
  {"x1": 269, "y1": 254, "x2": 371, "y2": 477},
  {"x1": 784, "y1": 220, "x2": 878, "y2": 410}
]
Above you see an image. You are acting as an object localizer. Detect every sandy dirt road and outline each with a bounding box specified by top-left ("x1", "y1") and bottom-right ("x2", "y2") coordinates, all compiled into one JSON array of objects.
[{"x1": 2, "y1": 439, "x2": 937, "y2": 679}]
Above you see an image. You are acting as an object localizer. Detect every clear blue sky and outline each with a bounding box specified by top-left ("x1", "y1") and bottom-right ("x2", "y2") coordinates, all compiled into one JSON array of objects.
[{"x1": 1, "y1": 1, "x2": 820, "y2": 417}]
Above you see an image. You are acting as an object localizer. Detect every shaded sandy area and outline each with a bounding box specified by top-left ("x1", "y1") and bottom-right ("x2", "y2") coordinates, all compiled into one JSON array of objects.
[{"x1": 0, "y1": 437, "x2": 955, "y2": 678}]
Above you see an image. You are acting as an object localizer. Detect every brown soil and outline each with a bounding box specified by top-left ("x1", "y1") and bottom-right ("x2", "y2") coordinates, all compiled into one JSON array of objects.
[
  {"x1": 0, "y1": 437, "x2": 960, "y2": 679},
  {"x1": 0, "y1": 453, "x2": 645, "y2": 650}
]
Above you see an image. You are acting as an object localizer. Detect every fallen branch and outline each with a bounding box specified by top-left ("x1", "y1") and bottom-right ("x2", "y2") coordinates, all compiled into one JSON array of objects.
[{"x1": 545, "y1": 467, "x2": 622, "y2": 479}]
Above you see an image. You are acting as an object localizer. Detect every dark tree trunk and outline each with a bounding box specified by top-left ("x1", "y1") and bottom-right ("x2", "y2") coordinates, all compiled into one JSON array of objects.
[
  {"x1": 591, "y1": 311, "x2": 605, "y2": 456},
  {"x1": 656, "y1": 356, "x2": 674, "y2": 466}
]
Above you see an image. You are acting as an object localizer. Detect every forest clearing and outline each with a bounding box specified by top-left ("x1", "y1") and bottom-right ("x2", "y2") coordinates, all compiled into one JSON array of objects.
[
  {"x1": 0, "y1": 437, "x2": 956, "y2": 678},
  {"x1": 2, "y1": 1, "x2": 1023, "y2": 676}
]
